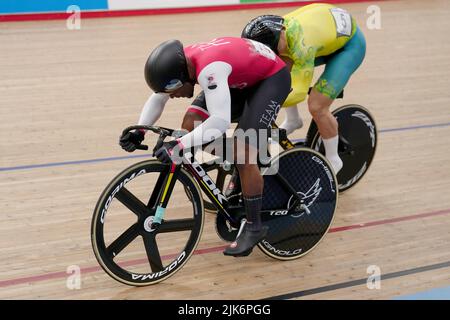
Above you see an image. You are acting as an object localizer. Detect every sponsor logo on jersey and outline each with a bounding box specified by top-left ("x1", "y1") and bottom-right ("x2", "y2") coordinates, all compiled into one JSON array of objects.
[{"x1": 207, "y1": 75, "x2": 217, "y2": 90}]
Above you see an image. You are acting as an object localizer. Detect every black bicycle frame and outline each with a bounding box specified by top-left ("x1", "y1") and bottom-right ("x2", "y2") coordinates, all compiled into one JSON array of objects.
[
  {"x1": 181, "y1": 153, "x2": 239, "y2": 226},
  {"x1": 182, "y1": 149, "x2": 305, "y2": 222},
  {"x1": 123, "y1": 124, "x2": 303, "y2": 225}
]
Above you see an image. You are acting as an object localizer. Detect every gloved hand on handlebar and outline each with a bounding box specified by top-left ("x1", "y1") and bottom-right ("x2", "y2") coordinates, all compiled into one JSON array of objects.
[
  {"x1": 154, "y1": 140, "x2": 183, "y2": 164},
  {"x1": 119, "y1": 130, "x2": 145, "y2": 152}
]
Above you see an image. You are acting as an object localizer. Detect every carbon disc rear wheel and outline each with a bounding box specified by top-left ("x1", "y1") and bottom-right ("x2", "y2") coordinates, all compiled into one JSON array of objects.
[
  {"x1": 258, "y1": 148, "x2": 338, "y2": 260},
  {"x1": 307, "y1": 105, "x2": 377, "y2": 192}
]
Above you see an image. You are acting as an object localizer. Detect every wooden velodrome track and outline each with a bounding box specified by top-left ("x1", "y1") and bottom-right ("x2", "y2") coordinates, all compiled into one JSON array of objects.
[{"x1": 1, "y1": 0, "x2": 450, "y2": 300}]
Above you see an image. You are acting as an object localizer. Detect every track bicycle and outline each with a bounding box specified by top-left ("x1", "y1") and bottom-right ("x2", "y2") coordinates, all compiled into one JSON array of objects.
[{"x1": 91, "y1": 124, "x2": 341, "y2": 285}]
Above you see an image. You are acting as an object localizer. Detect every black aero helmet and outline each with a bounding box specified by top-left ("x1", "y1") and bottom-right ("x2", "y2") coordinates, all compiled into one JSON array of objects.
[
  {"x1": 144, "y1": 39, "x2": 190, "y2": 93},
  {"x1": 241, "y1": 15, "x2": 284, "y2": 54}
]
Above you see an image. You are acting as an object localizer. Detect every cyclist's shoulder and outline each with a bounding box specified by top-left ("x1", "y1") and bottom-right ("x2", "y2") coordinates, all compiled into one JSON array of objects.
[
  {"x1": 283, "y1": 20, "x2": 312, "y2": 64},
  {"x1": 283, "y1": 3, "x2": 337, "y2": 20},
  {"x1": 284, "y1": 3, "x2": 357, "y2": 28}
]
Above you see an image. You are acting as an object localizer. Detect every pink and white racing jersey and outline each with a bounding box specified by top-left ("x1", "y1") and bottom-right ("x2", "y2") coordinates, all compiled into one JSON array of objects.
[{"x1": 185, "y1": 37, "x2": 285, "y2": 89}]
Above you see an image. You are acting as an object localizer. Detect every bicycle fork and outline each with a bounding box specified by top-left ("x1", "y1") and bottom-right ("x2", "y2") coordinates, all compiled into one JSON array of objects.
[{"x1": 150, "y1": 163, "x2": 180, "y2": 229}]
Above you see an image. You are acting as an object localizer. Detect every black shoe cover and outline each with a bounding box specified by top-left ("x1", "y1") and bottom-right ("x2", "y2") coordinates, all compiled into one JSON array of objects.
[{"x1": 223, "y1": 225, "x2": 268, "y2": 257}]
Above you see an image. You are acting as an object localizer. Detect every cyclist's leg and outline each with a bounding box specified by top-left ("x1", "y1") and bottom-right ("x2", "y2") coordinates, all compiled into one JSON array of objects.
[
  {"x1": 310, "y1": 26, "x2": 366, "y2": 173},
  {"x1": 183, "y1": 91, "x2": 228, "y2": 161},
  {"x1": 279, "y1": 55, "x2": 331, "y2": 135},
  {"x1": 186, "y1": 90, "x2": 247, "y2": 195},
  {"x1": 183, "y1": 90, "x2": 246, "y2": 129},
  {"x1": 183, "y1": 90, "x2": 247, "y2": 208},
  {"x1": 280, "y1": 104, "x2": 303, "y2": 135},
  {"x1": 182, "y1": 91, "x2": 209, "y2": 132},
  {"x1": 224, "y1": 66, "x2": 291, "y2": 256},
  {"x1": 178, "y1": 92, "x2": 210, "y2": 162},
  {"x1": 279, "y1": 54, "x2": 335, "y2": 135}
]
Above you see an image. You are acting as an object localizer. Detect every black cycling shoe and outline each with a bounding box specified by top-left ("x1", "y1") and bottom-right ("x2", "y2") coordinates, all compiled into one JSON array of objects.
[{"x1": 223, "y1": 225, "x2": 268, "y2": 257}]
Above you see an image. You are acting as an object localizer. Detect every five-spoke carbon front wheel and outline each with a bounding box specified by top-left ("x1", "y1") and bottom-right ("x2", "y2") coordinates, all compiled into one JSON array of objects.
[{"x1": 91, "y1": 160, "x2": 204, "y2": 286}]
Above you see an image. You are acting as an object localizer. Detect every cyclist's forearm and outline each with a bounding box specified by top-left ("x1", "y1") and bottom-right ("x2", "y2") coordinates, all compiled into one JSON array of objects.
[
  {"x1": 138, "y1": 92, "x2": 169, "y2": 126},
  {"x1": 178, "y1": 116, "x2": 230, "y2": 149}
]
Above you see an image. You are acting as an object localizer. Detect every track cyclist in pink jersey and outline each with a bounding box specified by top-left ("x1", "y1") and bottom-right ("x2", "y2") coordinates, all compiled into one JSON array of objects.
[{"x1": 119, "y1": 37, "x2": 291, "y2": 257}]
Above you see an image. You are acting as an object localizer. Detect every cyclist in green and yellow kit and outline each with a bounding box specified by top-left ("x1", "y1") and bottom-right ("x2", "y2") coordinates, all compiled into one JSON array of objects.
[{"x1": 242, "y1": 3, "x2": 366, "y2": 174}]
